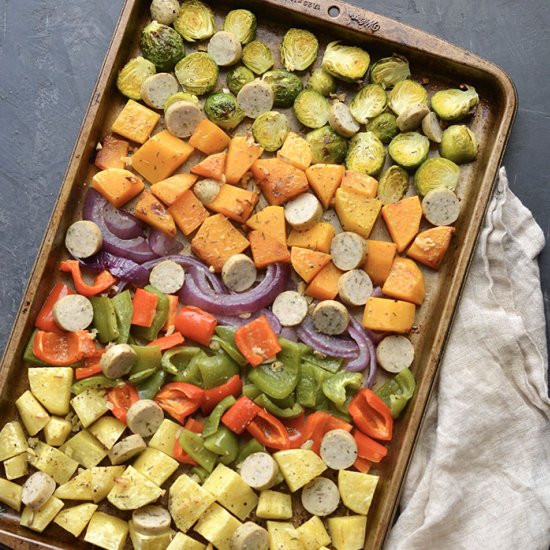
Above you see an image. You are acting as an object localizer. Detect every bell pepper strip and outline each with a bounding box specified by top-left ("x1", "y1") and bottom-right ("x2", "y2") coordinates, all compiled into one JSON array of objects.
[
  {"x1": 175, "y1": 306, "x2": 218, "y2": 346},
  {"x1": 242, "y1": 384, "x2": 262, "y2": 400},
  {"x1": 33, "y1": 329, "x2": 93, "y2": 367},
  {"x1": 302, "y1": 411, "x2": 353, "y2": 455},
  {"x1": 35, "y1": 282, "x2": 74, "y2": 334},
  {"x1": 128, "y1": 367, "x2": 157, "y2": 385},
  {"x1": 254, "y1": 394, "x2": 304, "y2": 419},
  {"x1": 173, "y1": 350, "x2": 206, "y2": 387},
  {"x1": 202, "y1": 395, "x2": 237, "y2": 438},
  {"x1": 147, "y1": 331, "x2": 185, "y2": 351},
  {"x1": 375, "y1": 368, "x2": 416, "y2": 419},
  {"x1": 236, "y1": 439, "x2": 266, "y2": 464},
  {"x1": 296, "y1": 362, "x2": 332, "y2": 409},
  {"x1": 201, "y1": 375, "x2": 243, "y2": 416},
  {"x1": 90, "y1": 296, "x2": 119, "y2": 344},
  {"x1": 234, "y1": 315, "x2": 282, "y2": 367},
  {"x1": 197, "y1": 354, "x2": 240, "y2": 390},
  {"x1": 72, "y1": 375, "x2": 122, "y2": 396},
  {"x1": 322, "y1": 371, "x2": 363, "y2": 413},
  {"x1": 154, "y1": 382, "x2": 204, "y2": 424},
  {"x1": 178, "y1": 428, "x2": 217, "y2": 472},
  {"x1": 107, "y1": 383, "x2": 139, "y2": 424},
  {"x1": 162, "y1": 295, "x2": 179, "y2": 332},
  {"x1": 59, "y1": 260, "x2": 116, "y2": 296},
  {"x1": 354, "y1": 456, "x2": 374, "y2": 473},
  {"x1": 140, "y1": 368, "x2": 166, "y2": 400},
  {"x1": 353, "y1": 428, "x2": 388, "y2": 463},
  {"x1": 111, "y1": 290, "x2": 133, "y2": 344},
  {"x1": 23, "y1": 330, "x2": 50, "y2": 366},
  {"x1": 204, "y1": 425, "x2": 240, "y2": 465},
  {"x1": 212, "y1": 326, "x2": 247, "y2": 367},
  {"x1": 130, "y1": 345, "x2": 162, "y2": 378},
  {"x1": 131, "y1": 288, "x2": 158, "y2": 328},
  {"x1": 246, "y1": 408, "x2": 291, "y2": 450},
  {"x1": 191, "y1": 466, "x2": 210, "y2": 483},
  {"x1": 222, "y1": 396, "x2": 262, "y2": 434},
  {"x1": 75, "y1": 363, "x2": 103, "y2": 380},
  {"x1": 133, "y1": 286, "x2": 169, "y2": 342},
  {"x1": 349, "y1": 388, "x2": 394, "y2": 441},
  {"x1": 301, "y1": 352, "x2": 344, "y2": 374},
  {"x1": 173, "y1": 418, "x2": 204, "y2": 466},
  {"x1": 162, "y1": 346, "x2": 201, "y2": 376},
  {"x1": 282, "y1": 412, "x2": 307, "y2": 449}
]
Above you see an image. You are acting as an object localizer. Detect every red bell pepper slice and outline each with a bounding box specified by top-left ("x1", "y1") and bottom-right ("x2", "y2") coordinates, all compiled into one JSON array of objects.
[
  {"x1": 33, "y1": 330, "x2": 94, "y2": 367},
  {"x1": 75, "y1": 363, "x2": 103, "y2": 380},
  {"x1": 246, "y1": 408, "x2": 290, "y2": 450},
  {"x1": 175, "y1": 306, "x2": 217, "y2": 346},
  {"x1": 147, "y1": 331, "x2": 184, "y2": 351},
  {"x1": 162, "y1": 295, "x2": 179, "y2": 332},
  {"x1": 301, "y1": 411, "x2": 353, "y2": 455},
  {"x1": 59, "y1": 260, "x2": 116, "y2": 296},
  {"x1": 221, "y1": 396, "x2": 261, "y2": 434},
  {"x1": 35, "y1": 282, "x2": 74, "y2": 334},
  {"x1": 349, "y1": 388, "x2": 394, "y2": 441},
  {"x1": 107, "y1": 383, "x2": 139, "y2": 424},
  {"x1": 173, "y1": 417, "x2": 204, "y2": 465},
  {"x1": 354, "y1": 456, "x2": 374, "y2": 473},
  {"x1": 234, "y1": 315, "x2": 282, "y2": 367},
  {"x1": 131, "y1": 288, "x2": 158, "y2": 327},
  {"x1": 282, "y1": 412, "x2": 307, "y2": 449},
  {"x1": 353, "y1": 429, "x2": 388, "y2": 463},
  {"x1": 201, "y1": 374, "x2": 243, "y2": 415},
  {"x1": 154, "y1": 382, "x2": 203, "y2": 424}
]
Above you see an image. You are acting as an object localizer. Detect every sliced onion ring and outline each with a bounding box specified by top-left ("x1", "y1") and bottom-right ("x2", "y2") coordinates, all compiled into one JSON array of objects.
[{"x1": 296, "y1": 316, "x2": 359, "y2": 359}]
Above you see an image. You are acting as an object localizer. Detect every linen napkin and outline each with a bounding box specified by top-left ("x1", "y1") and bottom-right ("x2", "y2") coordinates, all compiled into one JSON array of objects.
[{"x1": 386, "y1": 168, "x2": 550, "y2": 550}]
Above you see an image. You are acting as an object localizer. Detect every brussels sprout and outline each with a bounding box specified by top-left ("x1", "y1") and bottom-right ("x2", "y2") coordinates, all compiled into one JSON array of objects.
[
  {"x1": 242, "y1": 40, "x2": 275, "y2": 75},
  {"x1": 388, "y1": 80, "x2": 428, "y2": 116},
  {"x1": 367, "y1": 112, "x2": 399, "y2": 144},
  {"x1": 164, "y1": 92, "x2": 199, "y2": 111},
  {"x1": 377, "y1": 165, "x2": 409, "y2": 204},
  {"x1": 150, "y1": 0, "x2": 180, "y2": 25},
  {"x1": 204, "y1": 92, "x2": 245, "y2": 130},
  {"x1": 414, "y1": 157, "x2": 460, "y2": 197},
  {"x1": 280, "y1": 28, "x2": 319, "y2": 72},
  {"x1": 370, "y1": 55, "x2": 411, "y2": 89},
  {"x1": 293, "y1": 90, "x2": 330, "y2": 129},
  {"x1": 252, "y1": 111, "x2": 290, "y2": 152},
  {"x1": 226, "y1": 66, "x2": 255, "y2": 95},
  {"x1": 306, "y1": 68, "x2": 336, "y2": 97},
  {"x1": 140, "y1": 21, "x2": 186, "y2": 72},
  {"x1": 262, "y1": 70, "x2": 303, "y2": 108},
  {"x1": 223, "y1": 9, "x2": 257, "y2": 44},
  {"x1": 116, "y1": 56, "x2": 156, "y2": 100},
  {"x1": 175, "y1": 52, "x2": 219, "y2": 96},
  {"x1": 439, "y1": 125, "x2": 478, "y2": 164},
  {"x1": 349, "y1": 84, "x2": 388, "y2": 124},
  {"x1": 345, "y1": 132, "x2": 386, "y2": 176},
  {"x1": 174, "y1": 0, "x2": 216, "y2": 42},
  {"x1": 388, "y1": 132, "x2": 429, "y2": 170},
  {"x1": 321, "y1": 41, "x2": 370, "y2": 82},
  {"x1": 306, "y1": 126, "x2": 348, "y2": 164},
  {"x1": 431, "y1": 85, "x2": 479, "y2": 121}
]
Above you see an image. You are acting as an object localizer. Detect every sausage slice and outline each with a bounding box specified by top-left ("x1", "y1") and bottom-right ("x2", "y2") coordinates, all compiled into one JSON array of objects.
[
  {"x1": 320, "y1": 429, "x2": 358, "y2": 470},
  {"x1": 132, "y1": 505, "x2": 172, "y2": 535},
  {"x1": 239, "y1": 452, "x2": 279, "y2": 491},
  {"x1": 284, "y1": 193, "x2": 323, "y2": 231},
  {"x1": 237, "y1": 80, "x2": 274, "y2": 119},
  {"x1": 65, "y1": 220, "x2": 103, "y2": 259},
  {"x1": 149, "y1": 260, "x2": 185, "y2": 294},
  {"x1": 422, "y1": 188, "x2": 460, "y2": 226},
  {"x1": 396, "y1": 103, "x2": 430, "y2": 132},
  {"x1": 141, "y1": 73, "x2": 179, "y2": 110},
  {"x1": 100, "y1": 344, "x2": 137, "y2": 379},
  {"x1": 312, "y1": 300, "x2": 349, "y2": 335},
  {"x1": 126, "y1": 399, "x2": 164, "y2": 438},
  {"x1": 329, "y1": 102, "x2": 360, "y2": 138},
  {"x1": 301, "y1": 476, "x2": 340, "y2": 517},
  {"x1": 272, "y1": 291, "x2": 308, "y2": 327},
  {"x1": 376, "y1": 335, "x2": 415, "y2": 373},
  {"x1": 330, "y1": 232, "x2": 367, "y2": 271},
  {"x1": 208, "y1": 31, "x2": 242, "y2": 67},
  {"x1": 165, "y1": 100, "x2": 204, "y2": 138},
  {"x1": 53, "y1": 294, "x2": 94, "y2": 331},
  {"x1": 108, "y1": 434, "x2": 147, "y2": 465},
  {"x1": 231, "y1": 521, "x2": 269, "y2": 550},
  {"x1": 21, "y1": 472, "x2": 56, "y2": 510},
  {"x1": 222, "y1": 254, "x2": 257, "y2": 292},
  {"x1": 338, "y1": 269, "x2": 373, "y2": 307}
]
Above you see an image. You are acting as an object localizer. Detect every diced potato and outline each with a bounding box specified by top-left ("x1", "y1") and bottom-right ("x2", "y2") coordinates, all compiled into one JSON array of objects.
[
  {"x1": 273, "y1": 450, "x2": 327, "y2": 492},
  {"x1": 84, "y1": 511, "x2": 129, "y2": 550},
  {"x1": 194, "y1": 502, "x2": 242, "y2": 550},
  {"x1": 60, "y1": 430, "x2": 108, "y2": 469},
  {"x1": 133, "y1": 447, "x2": 179, "y2": 487},
  {"x1": 20, "y1": 496, "x2": 64, "y2": 533},
  {"x1": 15, "y1": 390, "x2": 50, "y2": 436},
  {"x1": 54, "y1": 502, "x2": 98, "y2": 537},
  {"x1": 91, "y1": 466, "x2": 125, "y2": 503},
  {"x1": 168, "y1": 474, "x2": 215, "y2": 533},
  {"x1": 71, "y1": 388, "x2": 109, "y2": 428},
  {"x1": 327, "y1": 516, "x2": 367, "y2": 550},
  {"x1": 149, "y1": 419, "x2": 182, "y2": 459},
  {"x1": 167, "y1": 532, "x2": 207, "y2": 550},
  {"x1": 0, "y1": 421, "x2": 27, "y2": 461},
  {"x1": 112, "y1": 99, "x2": 160, "y2": 144},
  {"x1": 338, "y1": 470, "x2": 379, "y2": 515},
  {"x1": 43, "y1": 416, "x2": 72, "y2": 447},
  {"x1": 295, "y1": 516, "x2": 331, "y2": 550},
  {"x1": 54, "y1": 468, "x2": 93, "y2": 500},
  {"x1": 28, "y1": 441, "x2": 78, "y2": 484},
  {"x1": 28, "y1": 367, "x2": 73, "y2": 416},
  {"x1": 89, "y1": 416, "x2": 126, "y2": 450},
  {"x1": 202, "y1": 463, "x2": 258, "y2": 521},
  {"x1": 129, "y1": 520, "x2": 175, "y2": 550},
  {"x1": 267, "y1": 521, "x2": 304, "y2": 550},
  {"x1": 256, "y1": 490, "x2": 292, "y2": 520},
  {"x1": 107, "y1": 465, "x2": 164, "y2": 511},
  {"x1": 0, "y1": 477, "x2": 22, "y2": 511},
  {"x1": 3, "y1": 452, "x2": 28, "y2": 480}
]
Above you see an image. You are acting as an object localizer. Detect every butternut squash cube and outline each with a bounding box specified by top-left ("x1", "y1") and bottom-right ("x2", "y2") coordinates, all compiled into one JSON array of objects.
[
  {"x1": 190, "y1": 151, "x2": 226, "y2": 181},
  {"x1": 20, "y1": 496, "x2": 64, "y2": 533},
  {"x1": 60, "y1": 430, "x2": 107, "y2": 469},
  {"x1": 169, "y1": 189, "x2": 209, "y2": 236},
  {"x1": 207, "y1": 184, "x2": 258, "y2": 223},
  {"x1": 362, "y1": 297, "x2": 416, "y2": 334},
  {"x1": 246, "y1": 205, "x2": 286, "y2": 246},
  {"x1": 150, "y1": 173, "x2": 198, "y2": 206},
  {"x1": 341, "y1": 170, "x2": 378, "y2": 198},
  {"x1": 407, "y1": 226, "x2": 455, "y2": 269},
  {"x1": 287, "y1": 222, "x2": 335, "y2": 254},
  {"x1": 277, "y1": 131, "x2": 312, "y2": 171},
  {"x1": 305, "y1": 261, "x2": 343, "y2": 301},
  {"x1": 0, "y1": 421, "x2": 27, "y2": 461},
  {"x1": 95, "y1": 134, "x2": 129, "y2": 170},
  {"x1": 54, "y1": 502, "x2": 98, "y2": 538},
  {"x1": 267, "y1": 521, "x2": 304, "y2": 550},
  {"x1": 92, "y1": 168, "x2": 145, "y2": 207},
  {"x1": 306, "y1": 163, "x2": 345, "y2": 209},
  {"x1": 291, "y1": 247, "x2": 331, "y2": 283},
  {"x1": 107, "y1": 465, "x2": 165, "y2": 511},
  {"x1": 225, "y1": 135, "x2": 263, "y2": 185},
  {"x1": 189, "y1": 119, "x2": 231, "y2": 154},
  {"x1": 296, "y1": 516, "x2": 331, "y2": 550},
  {"x1": 112, "y1": 99, "x2": 160, "y2": 144},
  {"x1": 84, "y1": 511, "x2": 128, "y2": 550},
  {"x1": 273, "y1": 449, "x2": 327, "y2": 492},
  {"x1": 381, "y1": 195, "x2": 422, "y2": 253},
  {"x1": 54, "y1": 469, "x2": 93, "y2": 501},
  {"x1": 256, "y1": 490, "x2": 293, "y2": 520},
  {"x1": 133, "y1": 447, "x2": 179, "y2": 487},
  {"x1": 194, "y1": 502, "x2": 242, "y2": 550},
  {"x1": 363, "y1": 240, "x2": 397, "y2": 287},
  {"x1": 251, "y1": 158, "x2": 309, "y2": 206},
  {"x1": 135, "y1": 191, "x2": 177, "y2": 237},
  {"x1": 249, "y1": 230, "x2": 291, "y2": 269},
  {"x1": 383, "y1": 257, "x2": 425, "y2": 305},
  {"x1": 327, "y1": 515, "x2": 367, "y2": 550},
  {"x1": 168, "y1": 474, "x2": 215, "y2": 533},
  {"x1": 334, "y1": 187, "x2": 381, "y2": 239}
]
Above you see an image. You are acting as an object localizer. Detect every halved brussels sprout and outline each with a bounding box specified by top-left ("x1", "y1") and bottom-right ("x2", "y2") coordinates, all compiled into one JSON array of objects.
[
  {"x1": 370, "y1": 55, "x2": 411, "y2": 89},
  {"x1": 223, "y1": 9, "x2": 257, "y2": 44},
  {"x1": 140, "y1": 21, "x2": 186, "y2": 72},
  {"x1": 431, "y1": 85, "x2": 479, "y2": 121},
  {"x1": 439, "y1": 125, "x2": 478, "y2": 164},
  {"x1": 174, "y1": 0, "x2": 216, "y2": 42},
  {"x1": 306, "y1": 126, "x2": 348, "y2": 164},
  {"x1": 242, "y1": 40, "x2": 275, "y2": 75},
  {"x1": 293, "y1": 89, "x2": 330, "y2": 129},
  {"x1": 116, "y1": 56, "x2": 156, "y2": 100},
  {"x1": 164, "y1": 92, "x2": 199, "y2": 111},
  {"x1": 345, "y1": 132, "x2": 386, "y2": 176},
  {"x1": 377, "y1": 165, "x2": 409, "y2": 204},
  {"x1": 388, "y1": 132, "x2": 430, "y2": 170},
  {"x1": 414, "y1": 157, "x2": 460, "y2": 197},
  {"x1": 322, "y1": 41, "x2": 370, "y2": 82},
  {"x1": 204, "y1": 92, "x2": 245, "y2": 130},
  {"x1": 367, "y1": 112, "x2": 399, "y2": 144},
  {"x1": 280, "y1": 28, "x2": 319, "y2": 72},
  {"x1": 252, "y1": 111, "x2": 290, "y2": 152},
  {"x1": 306, "y1": 68, "x2": 336, "y2": 97},
  {"x1": 262, "y1": 70, "x2": 303, "y2": 108},
  {"x1": 175, "y1": 52, "x2": 218, "y2": 96},
  {"x1": 388, "y1": 80, "x2": 428, "y2": 116},
  {"x1": 349, "y1": 84, "x2": 388, "y2": 124},
  {"x1": 226, "y1": 65, "x2": 255, "y2": 95}
]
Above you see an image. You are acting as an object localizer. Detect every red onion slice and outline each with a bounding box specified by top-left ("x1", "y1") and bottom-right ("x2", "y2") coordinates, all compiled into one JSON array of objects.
[
  {"x1": 80, "y1": 250, "x2": 149, "y2": 286},
  {"x1": 296, "y1": 316, "x2": 359, "y2": 359},
  {"x1": 148, "y1": 229, "x2": 184, "y2": 257},
  {"x1": 102, "y1": 202, "x2": 144, "y2": 239},
  {"x1": 347, "y1": 316, "x2": 377, "y2": 386}
]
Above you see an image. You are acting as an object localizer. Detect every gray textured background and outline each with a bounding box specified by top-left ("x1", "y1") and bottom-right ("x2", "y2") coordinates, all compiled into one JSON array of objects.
[{"x1": 1, "y1": 0, "x2": 549, "y2": 357}]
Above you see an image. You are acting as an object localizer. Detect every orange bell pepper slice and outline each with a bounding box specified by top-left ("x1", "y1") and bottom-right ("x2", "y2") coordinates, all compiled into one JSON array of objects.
[
  {"x1": 221, "y1": 396, "x2": 261, "y2": 434},
  {"x1": 131, "y1": 288, "x2": 159, "y2": 327},
  {"x1": 147, "y1": 331, "x2": 185, "y2": 351},
  {"x1": 349, "y1": 388, "x2": 394, "y2": 441},
  {"x1": 59, "y1": 260, "x2": 116, "y2": 296},
  {"x1": 32, "y1": 330, "x2": 94, "y2": 367},
  {"x1": 154, "y1": 382, "x2": 203, "y2": 424},
  {"x1": 246, "y1": 408, "x2": 291, "y2": 450},
  {"x1": 175, "y1": 306, "x2": 217, "y2": 346},
  {"x1": 234, "y1": 315, "x2": 282, "y2": 367},
  {"x1": 107, "y1": 383, "x2": 139, "y2": 424}
]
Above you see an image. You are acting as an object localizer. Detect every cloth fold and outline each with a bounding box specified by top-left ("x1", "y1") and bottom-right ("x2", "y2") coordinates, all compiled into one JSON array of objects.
[{"x1": 386, "y1": 168, "x2": 550, "y2": 550}]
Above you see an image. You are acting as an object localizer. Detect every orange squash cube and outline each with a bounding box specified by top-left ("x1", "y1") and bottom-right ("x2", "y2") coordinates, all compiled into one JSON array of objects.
[
  {"x1": 225, "y1": 136, "x2": 263, "y2": 185},
  {"x1": 382, "y1": 257, "x2": 425, "y2": 306},
  {"x1": 111, "y1": 100, "x2": 160, "y2": 144},
  {"x1": 207, "y1": 185, "x2": 258, "y2": 224},
  {"x1": 134, "y1": 192, "x2": 177, "y2": 237},
  {"x1": 251, "y1": 158, "x2": 309, "y2": 206},
  {"x1": 287, "y1": 223, "x2": 335, "y2": 254},
  {"x1": 95, "y1": 134, "x2": 129, "y2": 171},
  {"x1": 168, "y1": 190, "x2": 209, "y2": 236},
  {"x1": 189, "y1": 119, "x2": 231, "y2": 155},
  {"x1": 340, "y1": 170, "x2": 378, "y2": 199},
  {"x1": 291, "y1": 247, "x2": 331, "y2": 283},
  {"x1": 246, "y1": 206, "x2": 286, "y2": 246},
  {"x1": 407, "y1": 226, "x2": 455, "y2": 269},
  {"x1": 305, "y1": 262, "x2": 344, "y2": 301},
  {"x1": 306, "y1": 164, "x2": 345, "y2": 209},
  {"x1": 150, "y1": 174, "x2": 198, "y2": 206},
  {"x1": 277, "y1": 132, "x2": 312, "y2": 171},
  {"x1": 362, "y1": 297, "x2": 416, "y2": 334},
  {"x1": 363, "y1": 240, "x2": 397, "y2": 287},
  {"x1": 91, "y1": 168, "x2": 144, "y2": 207},
  {"x1": 248, "y1": 230, "x2": 291, "y2": 269},
  {"x1": 381, "y1": 196, "x2": 422, "y2": 253},
  {"x1": 191, "y1": 152, "x2": 227, "y2": 181}
]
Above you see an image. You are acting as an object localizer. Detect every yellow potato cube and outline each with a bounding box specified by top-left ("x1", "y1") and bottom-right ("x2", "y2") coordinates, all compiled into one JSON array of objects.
[
  {"x1": 28, "y1": 441, "x2": 78, "y2": 484},
  {"x1": 28, "y1": 367, "x2": 73, "y2": 416},
  {"x1": 194, "y1": 502, "x2": 242, "y2": 550},
  {"x1": 15, "y1": 390, "x2": 50, "y2": 436},
  {"x1": 112, "y1": 99, "x2": 160, "y2": 144},
  {"x1": 20, "y1": 496, "x2": 64, "y2": 533},
  {"x1": 334, "y1": 187, "x2": 382, "y2": 239},
  {"x1": 149, "y1": 418, "x2": 182, "y2": 459},
  {"x1": 133, "y1": 447, "x2": 179, "y2": 487},
  {"x1": 43, "y1": 416, "x2": 72, "y2": 447},
  {"x1": 0, "y1": 477, "x2": 22, "y2": 511},
  {"x1": 54, "y1": 468, "x2": 93, "y2": 500},
  {"x1": 54, "y1": 502, "x2": 98, "y2": 537},
  {"x1": 327, "y1": 516, "x2": 367, "y2": 550},
  {"x1": 0, "y1": 421, "x2": 27, "y2": 461},
  {"x1": 89, "y1": 416, "x2": 126, "y2": 450},
  {"x1": 166, "y1": 532, "x2": 207, "y2": 550},
  {"x1": 60, "y1": 430, "x2": 108, "y2": 469},
  {"x1": 267, "y1": 521, "x2": 304, "y2": 550},
  {"x1": 168, "y1": 474, "x2": 215, "y2": 533},
  {"x1": 91, "y1": 466, "x2": 125, "y2": 503},
  {"x1": 71, "y1": 388, "x2": 109, "y2": 428},
  {"x1": 296, "y1": 516, "x2": 331, "y2": 550},
  {"x1": 84, "y1": 511, "x2": 128, "y2": 550},
  {"x1": 107, "y1": 465, "x2": 165, "y2": 511},
  {"x1": 256, "y1": 490, "x2": 292, "y2": 520},
  {"x1": 3, "y1": 453, "x2": 28, "y2": 480},
  {"x1": 338, "y1": 470, "x2": 379, "y2": 515},
  {"x1": 273, "y1": 449, "x2": 327, "y2": 492}
]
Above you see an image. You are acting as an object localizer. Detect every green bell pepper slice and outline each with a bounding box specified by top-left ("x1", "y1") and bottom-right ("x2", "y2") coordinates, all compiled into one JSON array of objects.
[
  {"x1": 204, "y1": 426, "x2": 240, "y2": 465},
  {"x1": 129, "y1": 345, "x2": 162, "y2": 378},
  {"x1": 197, "y1": 354, "x2": 240, "y2": 389},
  {"x1": 322, "y1": 371, "x2": 363, "y2": 412},
  {"x1": 179, "y1": 428, "x2": 217, "y2": 473},
  {"x1": 242, "y1": 383, "x2": 262, "y2": 400},
  {"x1": 236, "y1": 439, "x2": 265, "y2": 464},
  {"x1": 23, "y1": 330, "x2": 49, "y2": 366},
  {"x1": 296, "y1": 362, "x2": 332, "y2": 409},
  {"x1": 161, "y1": 346, "x2": 201, "y2": 375},
  {"x1": 132, "y1": 285, "x2": 169, "y2": 342},
  {"x1": 191, "y1": 466, "x2": 210, "y2": 483},
  {"x1": 212, "y1": 326, "x2": 247, "y2": 367},
  {"x1": 254, "y1": 394, "x2": 303, "y2": 418},
  {"x1": 202, "y1": 395, "x2": 237, "y2": 438},
  {"x1": 375, "y1": 368, "x2": 416, "y2": 418},
  {"x1": 111, "y1": 290, "x2": 133, "y2": 344},
  {"x1": 173, "y1": 349, "x2": 206, "y2": 387},
  {"x1": 128, "y1": 367, "x2": 157, "y2": 385},
  {"x1": 90, "y1": 296, "x2": 119, "y2": 344},
  {"x1": 72, "y1": 376, "x2": 121, "y2": 395},
  {"x1": 301, "y1": 352, "x2": 344, "y2": 374},
  {"x1": 137, "y1": 369, "x2": 166, "y2": 400}
]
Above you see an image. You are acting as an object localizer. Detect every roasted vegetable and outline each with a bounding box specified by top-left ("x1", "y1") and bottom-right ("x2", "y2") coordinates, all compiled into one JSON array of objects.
[
  {"x1": 345, "y1": 131, "x2": 386, "y2": 176},
  {"x1": 349, "y1": 84, "x2": 388, "y2": 124},
  {"x1": 370, "y1": 55, "x2": 411, "y2": 89},
  {"x1": 116, "y1": 57, "x2": 155, "y2": 100},
  {"x1": 205, "y1": 92, "x2": 245, "y2": 131},
  {"x1": 439, "y1": 124, "x2": 478, "y2": 164},
  {"x1": 377, "y1": 165, "x2": 410, "y2": 204},
  {"x1": 306, "y1": 68, "x2": 336, "y2": 97},
  {"x1": 150, "y1": 0, "x2": 180, "y2": 25},
  {"x1": 431, "y1": 85, "x2": 479, "y2": 121},
  {"x1": 164, "y1": 91, "x2": 199, "y2": 111},
  {"x1": 140, "y1": 21, "x2": 185, "y2": 71},
  {"x1": 414, "y1": 157, "x2": 460, "y2": 196},
  {"x1": 306, "y1": 126, "x2": 348, "y2": 165},
  {"x1": 175, "y1": 52, "x2": 218, "y2": 96},
  {"x1": 174, "y1": 0, "x2": 216, "y2": 42},
  {"x1": 227, "y1": 65, "x2": 255, "y2": 95},
  {"x1": 367, "y1": 112, "x2": 399, "y2": 144},
  {"x1": 388, "y1": 132, "x2": 430, "y2": 170},
  {"x1": 223, "y1": 9, "x2": 257, "y2": 44},
  {"x1": 388, "y1": 79, "x2": 428, "y2": 116},
  {"x1": 252, "y1": 111, "x2": 289, "y2": 152},
  {"x1": 242, "y1": 40, "x2": 275, "y2": 75},
  {"x1": 262, "y1": 70, "x2": 303, "y2": 108},
  {"x1": 321, "y1": 41, "x2": 370, "y2": 82},
  {"x1": 280, "y1": 28, "x2": 318, "y2": 71},
  {"x1": 293, "y1": 90, "x2": 330, "y2": 129}
]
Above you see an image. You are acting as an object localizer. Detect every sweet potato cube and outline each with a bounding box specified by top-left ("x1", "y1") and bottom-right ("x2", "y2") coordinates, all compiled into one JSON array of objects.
[
  {"x1": 407, "y1": 226, "x2": 455, "y2": 269},
  {"x1": 277, "y1": 132, "x2": 312, "y2": 171},
  {"x1": 225, "y1": 135, "x2": 263, "y2": 185},
  {"x1": 252, "y1": 158, "x2": 309, "y2": 206},
  {"x1": 291, "y1": 247, "x2": 331, "y2": 283},
  {"x1": 207, "y1": 184, "x2": 258, "y2": 223},
  {"x1": 249, "y1": 230, "x2": 291, "y2": 269},
  {"x1": 306, "y1": 164, "x2": 345, "y2": 209},
  {"x1": 132, "y1": 130, "x2": 194, "y2": 184},
  {"x1": 341, "y1": 170, "x2": 378, "y2": 198},
  {"x1": 362, "y1": 297, "x2": 416, "y2": 334},
  {"x1": 134, "y1": 191, "x2": 177, "y2": 237},
  {"x1": 168, "y1": 190, "x2": 209, "y2": 236},
  {"x1": 305, "y1": 261, "x2": 343, "y2": 301},
  {"x1": 334, "y1": 187, "x2": 381, "y2": 239},
  {"x1": 287, "y1": 222, "x2": 335, "y2": 254},
  {"x1": 382, "y1": 257, "x2": 425, "y2": 305},
  {"x1": 246, "y1": 205, "x2": 286, "y2": 246},
  {"x1": 191, "y1": 151, "x2": 226, "y2": 181},
  {"x1": 363, "y1": 240, "x2": 397, "y2": 287},
  {"x1": 189, "y1": 119, "x2": 231, "y2": 154},
  {"x1": 91, "y1": 168, "x2": 144, "y2": 208},
  {"x1": 382, "y1": 195, "x2": 422, "y2": 253},
  {"x1": 192, "y1": 214, "x2": 249, "y2": 271},
  {"x1": 95, "y1": 134, "x2": 129, "y2": 170},
  {"x1": 150, "y1": 174, "x2": 198, "y2": 206},
  {"x1": 112, "y1": 99, "x2": 160, "y2": 144}
]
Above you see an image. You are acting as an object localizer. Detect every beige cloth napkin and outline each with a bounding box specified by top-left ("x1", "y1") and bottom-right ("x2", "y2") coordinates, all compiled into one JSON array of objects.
[{"x1": 386, "y1": 168, "x2": 550, "y2": 550}]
